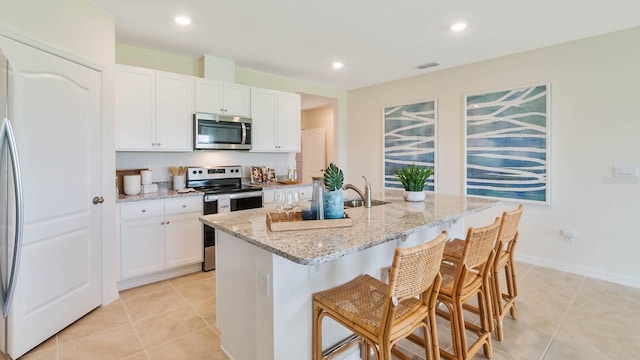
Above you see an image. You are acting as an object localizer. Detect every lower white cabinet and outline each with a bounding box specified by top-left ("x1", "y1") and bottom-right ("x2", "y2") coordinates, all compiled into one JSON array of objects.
[{"x1": 119, "y1": 197, "x2": 203, "y2": 280}]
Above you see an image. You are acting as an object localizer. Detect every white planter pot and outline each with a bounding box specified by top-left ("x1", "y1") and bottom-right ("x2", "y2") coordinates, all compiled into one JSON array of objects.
[{"x1": 403, "y1": 190, "x2": 425, "y2": 202}]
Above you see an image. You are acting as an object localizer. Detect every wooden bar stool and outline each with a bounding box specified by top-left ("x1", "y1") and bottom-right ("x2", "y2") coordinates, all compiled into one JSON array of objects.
[
  {"x1": 312, "y1": 232, "x2": 447, "y2": 360},
  {"x1": 436, "y1": 217, "x2": 501, "y2": 360},
  {"x1": 442, "y1": 205, "x2": 524, "y2": 341},
  {"x1": 490, "y1": 204, "x2": 523, "y2": 341}
]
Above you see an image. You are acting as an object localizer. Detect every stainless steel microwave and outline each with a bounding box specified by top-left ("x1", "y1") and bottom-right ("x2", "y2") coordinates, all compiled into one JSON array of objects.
[{"x1": 193, "y1": 113, "x2": 252, "y2": 150}]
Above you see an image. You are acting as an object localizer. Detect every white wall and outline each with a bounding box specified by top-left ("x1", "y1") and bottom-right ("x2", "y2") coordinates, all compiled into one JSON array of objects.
[
  {"x1": 0, "y1": 0, "x2": 118, "y2": 300},
  {"x1": 347, "y1": 27, "x2": 640, "y2": 287}
]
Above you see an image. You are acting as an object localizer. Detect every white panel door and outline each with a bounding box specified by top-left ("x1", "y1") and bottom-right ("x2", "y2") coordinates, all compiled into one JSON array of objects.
[
  {"x1": 302, "y1": 128, "x2": 326, "y2": 183},
  {"x1": 0, "y1": 36, "x2": 102, "y2": 359},
  {"x1": 155, "y1": 71, "x2": 194, "y2": 151}
]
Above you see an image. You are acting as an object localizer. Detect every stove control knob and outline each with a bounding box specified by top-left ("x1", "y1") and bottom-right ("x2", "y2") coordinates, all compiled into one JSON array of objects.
[{"x1": 192, "y1": 170, "x2": 196, "y2": 174}]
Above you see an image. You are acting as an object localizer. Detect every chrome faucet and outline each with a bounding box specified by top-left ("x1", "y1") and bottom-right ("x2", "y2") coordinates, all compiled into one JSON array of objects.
[{"x1": 343, "y1": 176, "x2": 372, "y2": 208}]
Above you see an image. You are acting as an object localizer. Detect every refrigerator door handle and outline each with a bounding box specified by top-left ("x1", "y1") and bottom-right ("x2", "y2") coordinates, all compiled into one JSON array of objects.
[{"x1": 1, "y1": 117, "x2": 24, "y2": 318}]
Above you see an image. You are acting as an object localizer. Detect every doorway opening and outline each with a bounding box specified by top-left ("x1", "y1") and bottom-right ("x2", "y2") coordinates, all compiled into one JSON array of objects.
[{"x1": 297, "y1": 94, "x2": 337, "y2": 183}]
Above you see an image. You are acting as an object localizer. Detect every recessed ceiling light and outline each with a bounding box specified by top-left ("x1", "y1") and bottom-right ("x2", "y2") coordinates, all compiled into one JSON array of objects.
[
  {"x1": 175, "y1": 16, "x2": 192, "y2": 26},
  {"x1": 450, "y1": 22, "x2": 467, "y2": 32},
  {"x1": 332, "y1": 62, "x2": 344, "y2": 70}
]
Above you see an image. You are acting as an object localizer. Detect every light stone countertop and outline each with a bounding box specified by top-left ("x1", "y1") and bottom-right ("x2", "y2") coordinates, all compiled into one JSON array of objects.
[
  {"x1": 200, "y1": 190, "x2": 499, "y2": 265},
  {"x1": 117, "y1": 190, "x2": 204, "y2": 203}
]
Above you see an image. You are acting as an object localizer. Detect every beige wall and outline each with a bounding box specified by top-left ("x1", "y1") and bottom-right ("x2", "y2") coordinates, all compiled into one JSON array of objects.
[
  {"x1": 0, "y1": 0, "x2": 118, "y2": 302},
  {"x1": 116, "y1": 43, "x2": 200, "y2": 76},
  {"x1": 348, "y1": 27, "x2": 640, "y2": 286},
  {"x1": 301, "y1": 105, "x2": 335, "y2": 165}
]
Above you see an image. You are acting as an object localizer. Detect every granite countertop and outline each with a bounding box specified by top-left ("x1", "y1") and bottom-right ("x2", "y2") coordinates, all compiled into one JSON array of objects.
[
  {"x1": 200, "y1": 190, "x2": 499, "y2": 265},
  {"x1": 117, "y1": 190, "x2": 204, "y2": 203}
]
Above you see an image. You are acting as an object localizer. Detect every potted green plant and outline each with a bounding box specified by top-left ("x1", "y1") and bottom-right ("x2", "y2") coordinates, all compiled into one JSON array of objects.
[
  {"x1": 394, "y1": 164, "x2": 434, "y2": 201},
  {"x1": 323, "y1": 163, "x2": 345, "y2": 219}
]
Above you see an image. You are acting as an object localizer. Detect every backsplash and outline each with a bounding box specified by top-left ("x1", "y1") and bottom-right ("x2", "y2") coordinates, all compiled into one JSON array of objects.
[{"x1": 116, "y1": 151, "x2": 296, "y2": 183}]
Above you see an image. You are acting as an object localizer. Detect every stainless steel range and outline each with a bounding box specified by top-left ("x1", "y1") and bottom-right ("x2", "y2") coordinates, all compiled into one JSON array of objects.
[{"x1": 187, "y1": 166, "x2": 263, "y2": 271}]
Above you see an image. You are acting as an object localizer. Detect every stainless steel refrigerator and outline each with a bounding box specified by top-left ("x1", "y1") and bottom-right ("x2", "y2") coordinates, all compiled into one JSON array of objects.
[{"x1": 0, "y1": 48, "x2": 24, "y2": 360}]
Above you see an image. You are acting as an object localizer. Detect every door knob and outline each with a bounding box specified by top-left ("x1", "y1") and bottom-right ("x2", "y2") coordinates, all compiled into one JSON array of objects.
[{"x1": 92, "y1": 196, "x2": 104, "y2": 204}]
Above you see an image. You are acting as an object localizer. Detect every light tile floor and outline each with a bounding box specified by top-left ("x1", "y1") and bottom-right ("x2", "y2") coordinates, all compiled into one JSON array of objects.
[
  {"x1": 19, "y1": 262, "x2": 640, "y2": 360},
  {"x1": 19, "y1": 270, "x2": 226, "y2": 360}
]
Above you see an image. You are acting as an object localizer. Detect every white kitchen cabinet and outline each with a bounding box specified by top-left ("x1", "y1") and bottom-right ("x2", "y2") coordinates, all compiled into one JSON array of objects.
[
  {"x1": 116, "y1": 64, "x2": 194, "y2": 151},
  {"x1": 164, "y1": 198, "x2": 204, "y2": 268},
  {"x1": 195, "y1": 78, "x2": 251, "y2": 117},
  {"x1": 119, "y1": 197, "x2": 203, "y2": 281},
  {"x1": 250, "y1": 87, "x2": 301, "y2": 152}
]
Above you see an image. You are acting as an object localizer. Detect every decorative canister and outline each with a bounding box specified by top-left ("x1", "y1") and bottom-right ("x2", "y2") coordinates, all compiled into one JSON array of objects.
[{"x1": 123, "y1": 175, "x2": 141, "y2": 195}]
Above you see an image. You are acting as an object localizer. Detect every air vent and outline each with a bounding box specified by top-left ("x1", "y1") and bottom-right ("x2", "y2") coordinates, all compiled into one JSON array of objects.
[{"x1": 416, "y1": 62, "x2": 439, "y2": 70}]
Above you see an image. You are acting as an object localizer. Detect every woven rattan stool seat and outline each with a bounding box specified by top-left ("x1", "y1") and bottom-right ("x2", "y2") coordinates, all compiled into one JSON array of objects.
[{"x1": 314, "y1": 274, "x2": 423, "y2": 335}]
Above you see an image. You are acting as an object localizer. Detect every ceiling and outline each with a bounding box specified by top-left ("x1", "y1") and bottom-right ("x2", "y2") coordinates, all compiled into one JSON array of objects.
[{"x1": 91, "y1": 0, "x2": 640, "y2": 90}]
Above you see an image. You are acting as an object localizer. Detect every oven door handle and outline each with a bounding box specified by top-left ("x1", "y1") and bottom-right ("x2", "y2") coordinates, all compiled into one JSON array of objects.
[{"x1": 204, "y1": 191, "x2": 263, "y2": 202}]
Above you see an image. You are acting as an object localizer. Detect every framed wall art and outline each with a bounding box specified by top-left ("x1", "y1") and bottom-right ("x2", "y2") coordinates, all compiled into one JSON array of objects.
[
  {"x1": 383, "y1": 100, "x2": 436, "y2": 191},
  {"x1": 464, "y1": 83, "x2": 550, "y2": 204}
]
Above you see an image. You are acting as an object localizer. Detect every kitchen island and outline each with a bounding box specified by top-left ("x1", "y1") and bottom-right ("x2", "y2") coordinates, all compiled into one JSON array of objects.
[{"x1": 200, "y1": 191, "x2": 498, "y2": 360}]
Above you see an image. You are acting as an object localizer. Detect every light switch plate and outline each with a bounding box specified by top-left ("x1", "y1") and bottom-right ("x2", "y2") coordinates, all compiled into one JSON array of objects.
[{"x1": 613, "y1": 165, "x2": 638, "y2": 177}]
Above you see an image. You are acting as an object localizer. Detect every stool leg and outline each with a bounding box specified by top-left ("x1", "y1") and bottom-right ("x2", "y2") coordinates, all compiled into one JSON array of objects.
[
  {"x1": 312, "y1": 301, "x2": 322, "y2": 360},
  {"x1": 492, "y1": 268, "x2": 505, "y2": 341},
  {"x1": 505, "y1": 258, "x2": 518, "y2": 319}
]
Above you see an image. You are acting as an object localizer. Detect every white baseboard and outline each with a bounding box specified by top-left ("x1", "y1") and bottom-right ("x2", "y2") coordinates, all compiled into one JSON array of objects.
[
  {"x1": 516, "y1": 254, "x2": 640, "y2": 288},
  {"x1": 116, "y1": 263, "x2": 203, "y2": 291}
]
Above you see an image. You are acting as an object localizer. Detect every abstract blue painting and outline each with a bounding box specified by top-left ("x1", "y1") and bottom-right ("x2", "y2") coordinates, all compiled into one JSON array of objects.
[
  {"x1": 384, "y1": 100, "x2": 436, "y2": 191},
  {"x1": 465, "y1": 84, "x2": 550, "y2": 204}
]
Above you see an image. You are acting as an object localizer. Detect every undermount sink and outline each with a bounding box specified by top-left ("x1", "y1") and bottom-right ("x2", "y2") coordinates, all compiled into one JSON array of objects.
[{"x1": 344, "y1": 199, "x2": 390, "y2": 208}]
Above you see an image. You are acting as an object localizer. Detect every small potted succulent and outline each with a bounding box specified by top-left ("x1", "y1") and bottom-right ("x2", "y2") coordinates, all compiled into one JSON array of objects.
[
  {"x1": 323, "y1": 163, "x2": 345, "y2": 219},
  {"x1": 394, "y1": 164, "x2": 434, "y2": 201}
]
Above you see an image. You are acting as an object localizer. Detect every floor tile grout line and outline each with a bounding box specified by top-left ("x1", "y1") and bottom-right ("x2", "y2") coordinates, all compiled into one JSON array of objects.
[
  {"x1": 120, "y1": 297, "x2": 151, "y2": 359},
  {"x1": 538, "y1": 274, "x2": 587, "y2": 360},
  {"x1": 167, "y1": 275, "x2": 221, "y2": 335}
]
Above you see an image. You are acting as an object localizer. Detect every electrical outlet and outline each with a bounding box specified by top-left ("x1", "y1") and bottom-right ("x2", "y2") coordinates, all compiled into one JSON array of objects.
[{"x1": 561, "y1": 229, "x2": 576, "y2": 243}]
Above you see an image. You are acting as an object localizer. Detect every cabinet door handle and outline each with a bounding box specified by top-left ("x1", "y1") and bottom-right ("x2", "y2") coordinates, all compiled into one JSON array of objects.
[
  {"x1": 182, "y1": 204, "x2": 187, "y2": 208},
  {"x1": 161, "y1": 221, "x2": 165, "y2": 225},
  {"x1": 141, "y1": 209, "x2": 146, "y2": 213},
  {"x1": 166, "y1": 221, "x2": 170, "y2": 224},
  {"x1": 157, "y1": 143, "x2": 161, "y2": 146},
  {"x1": 92, "y1": 196, "x2": 104, "y2": 204}
]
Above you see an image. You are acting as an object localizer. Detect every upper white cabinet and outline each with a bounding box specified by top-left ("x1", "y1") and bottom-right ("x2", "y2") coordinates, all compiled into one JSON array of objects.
[
  {"x1": 250, "y1": 87, "x2": 301, "y2": 152},
  {"x1": 116, "y1": 64, "x2": 194, "y2": 151},
  {"x1": 195, "y1": 79, "x2": 251, "y2": 117}
]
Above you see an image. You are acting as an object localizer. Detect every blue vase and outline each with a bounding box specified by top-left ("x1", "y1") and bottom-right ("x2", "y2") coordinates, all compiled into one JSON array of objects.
[{"x1": 323, "y1": 190, "x2": 344, "y2": 219}]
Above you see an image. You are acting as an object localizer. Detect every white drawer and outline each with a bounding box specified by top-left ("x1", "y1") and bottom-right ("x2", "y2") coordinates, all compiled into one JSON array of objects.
[
  {"x1": 121, "y1": 201, "x2": 164, "y2": 220},
  {"x1": 165, "y1": 196, "x2": 203, "y2": 215}
]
